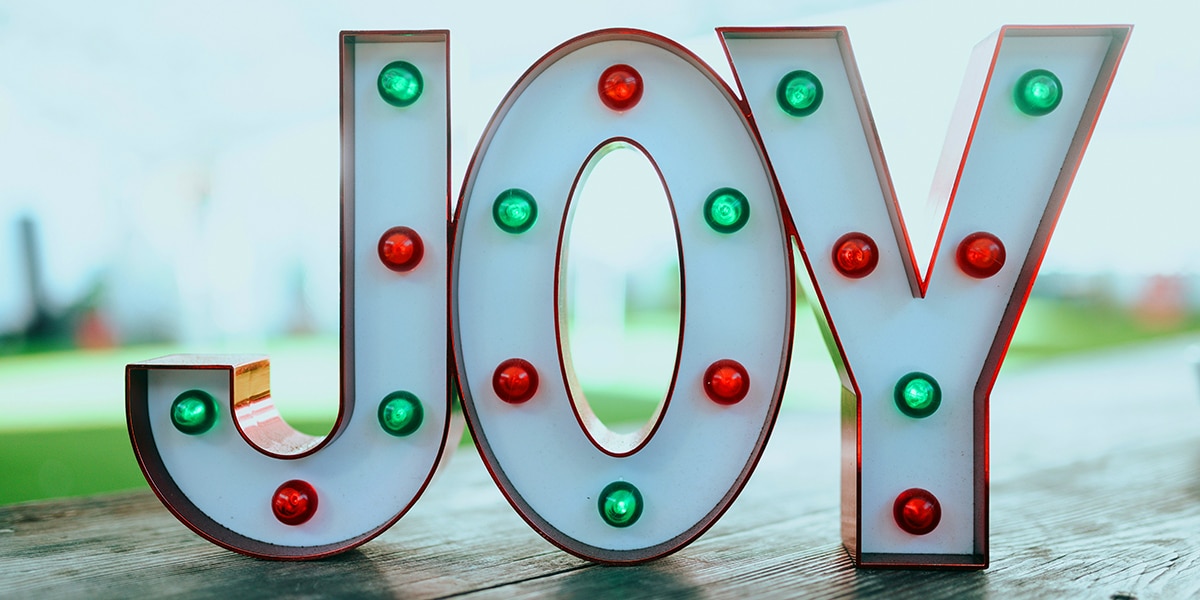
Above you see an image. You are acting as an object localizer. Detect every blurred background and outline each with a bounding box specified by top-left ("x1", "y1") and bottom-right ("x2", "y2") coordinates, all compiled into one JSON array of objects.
[{"x1": 1, "y1": 0, "x2": 1195, "y2": 505}]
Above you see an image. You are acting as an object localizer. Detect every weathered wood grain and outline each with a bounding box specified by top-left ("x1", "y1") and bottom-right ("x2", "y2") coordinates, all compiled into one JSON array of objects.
[
  {"x1": 2, "y1": 338, "x2": 1199, "y2": 599},
  {"x1": 3, "y1": 433, "x2": 1196, "y2": 599}
]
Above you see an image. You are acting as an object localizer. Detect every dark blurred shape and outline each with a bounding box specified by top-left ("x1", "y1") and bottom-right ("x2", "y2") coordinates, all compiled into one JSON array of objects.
[
  {"x1": 20, "y1": 215, "x2": 57, "y2": 341},
  {"x1": 1, "y1": 215, "x2": 113, "y2": 354}
]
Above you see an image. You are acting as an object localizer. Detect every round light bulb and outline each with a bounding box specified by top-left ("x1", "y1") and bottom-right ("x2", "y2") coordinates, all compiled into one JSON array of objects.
[
  {"x1": 777, "y1": 70, "x2": 823, "y2": 117},
  {"x1": 170, "y1": 390, "x2": 218, "y2": 435},
  {"x1": 598, "y1": 64, "x2": 643, "y2": 111},
  {"x1": 832, "y1": 232, "x2": 879, "y2": 279},
  {"x1": 893, "y1": 372, "x2": 941, "y2": 419},
  {"x1": 598, "y1": 481, "x2": 643, "y2": 528},
  {"x1": 493, "y1": 358, "x2": 539, "y2": 404},
  {"x1": 956, "y1": 231, "x2": 1005, "y2": 279},
  {"x1": 377, "y1": 226, "x2": 425, "y2": 272},
  {"x1": 378, "y1": 391, "x2": 424, "y2": 436},
  {"x1": 272, "y1": 479, "x2": 318, "y2": 526},
  {"x1": 1014, "y1": 69, "x2": 1062, "y2": 116},
  {"x1": 893, "y1": 488, "x2": 941, "y2": 535},
  {"x1": 704, "y1": 188, "x2": 750, "y2": 234},
  {"x1": 703, "y1": 359, "x2": 750, "y2": 405},
  {"x1": 377, "y1": 61, "x2": 424, "y2": 107},
  {"x1": 493, "y1": 189, "x2": 538, "y2": 234}
]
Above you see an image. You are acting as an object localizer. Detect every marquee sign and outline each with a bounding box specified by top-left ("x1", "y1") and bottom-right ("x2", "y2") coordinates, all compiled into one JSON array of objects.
[{"x1": 126, "y1": 24, "x2": 1130, "y2": 568}]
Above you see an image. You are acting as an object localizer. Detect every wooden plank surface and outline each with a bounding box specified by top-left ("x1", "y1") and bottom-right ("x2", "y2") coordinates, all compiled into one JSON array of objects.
[{"x1": 3, "y1": 337, "x2": 1199, "y2": 599}]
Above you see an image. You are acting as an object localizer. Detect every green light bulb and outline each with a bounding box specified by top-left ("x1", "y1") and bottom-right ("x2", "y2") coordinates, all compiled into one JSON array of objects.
[
  {"x1": 704, "y1": 187, "x2": 750, "y2": 234},
  {"x1": 377, "y1": 61, "x2": 423, "y2": 107},
  {"x1": 171, "y1": 390, "x2": 218, "y2": 435},
  {"x1": 893, "y1": 372, "x2": 941, "y2": 419},
  {"x1": 903, "y1": 380, "x2": 935, "y2": 410},
  {"x1": 598, "y1": 481, "x2": 643, "y2": 528},
  {"x1": 492, "y1": 188, "x2": 538, "y2": 234},
  {"x1": 1014, "y1": 69, "x2": 1062, "y2": 116},
  {"x1": 777, "y1": 70, "x2": 823, "y2": 117},
  {"x1": 378, "y1": 391, "x2": 424, "y2": 437}
]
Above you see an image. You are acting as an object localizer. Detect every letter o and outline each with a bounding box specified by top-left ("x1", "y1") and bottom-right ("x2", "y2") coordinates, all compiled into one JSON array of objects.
[{"x1": 452, "y1": 29, "x2": 795, "y2": 563}]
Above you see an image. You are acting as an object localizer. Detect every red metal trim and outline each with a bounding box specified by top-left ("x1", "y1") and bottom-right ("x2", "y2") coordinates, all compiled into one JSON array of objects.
[
  {"x1": 439, "y1": 30, "x2": 463, "y2": 471},
  {"x1": 553, "y1": 137, "x2": 682, "y2": 458}
]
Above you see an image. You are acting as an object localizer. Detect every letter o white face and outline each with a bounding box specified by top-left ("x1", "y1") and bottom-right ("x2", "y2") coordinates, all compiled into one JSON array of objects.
[{"x1": 452, "y1": 30, "x2": 794, "y2": 563}]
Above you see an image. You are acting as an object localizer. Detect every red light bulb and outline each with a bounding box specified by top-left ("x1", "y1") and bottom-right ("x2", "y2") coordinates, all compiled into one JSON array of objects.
[
  {"x1": 493, "y1": 358, "x2": 539, "y2": 404},
  {"x1": 703, "y1": 359, "x2": 749, "y2": 405},
  {"x1": 956, "y1": 231, "x2": 1005, "y2": 278},
  {"x1": 378, "y1": 226, "x2": 424, "y2": 272},
  {"x1": 893, "y1": 488, "x2": 941, "y2": 535},
  {"x1": 832, "y1": 232, "x2": 879, "y2": 279},
  {"x1": 272, "y1": 479, "x2": 318, "y2": 526},
  {"x1": 598, "y1": 64, "x2": 643, "y2": 111}
]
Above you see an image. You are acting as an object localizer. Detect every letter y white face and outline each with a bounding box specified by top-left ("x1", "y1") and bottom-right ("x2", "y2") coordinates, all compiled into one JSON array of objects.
[{"x1": 723, "y1": 25, "x2": 1129, "y2": 567}]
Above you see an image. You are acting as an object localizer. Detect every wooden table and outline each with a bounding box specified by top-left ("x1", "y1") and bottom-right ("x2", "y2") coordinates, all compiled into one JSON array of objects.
[{"x1": 4, "y1": 338, "x2": 1199, "y2": 598}]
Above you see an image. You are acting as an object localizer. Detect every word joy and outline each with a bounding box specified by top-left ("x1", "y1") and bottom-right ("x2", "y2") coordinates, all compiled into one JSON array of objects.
[{"x1": 126, "y1": 25, "x2": 1130, "y2": 568}]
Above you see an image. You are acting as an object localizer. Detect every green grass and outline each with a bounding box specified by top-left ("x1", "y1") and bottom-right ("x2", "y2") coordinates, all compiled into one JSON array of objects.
[
  {"x1": 0, "y1": 426, "x2": 151, "y2": 504},
  {"x1": 1007, "y1": 298, "x2": 1200, "y2": 364},
  {"x1": 2, "y1": 297, "x2": 1198, "y2": 506},
  {"x1": 0, "y1": 420, "x2": 337, "y2": 505}
]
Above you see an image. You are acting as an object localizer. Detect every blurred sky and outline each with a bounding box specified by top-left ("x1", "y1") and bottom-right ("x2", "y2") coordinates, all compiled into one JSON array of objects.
[{"x1": 0, "y1": 0, "x2": 1192, "y2": 341}]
